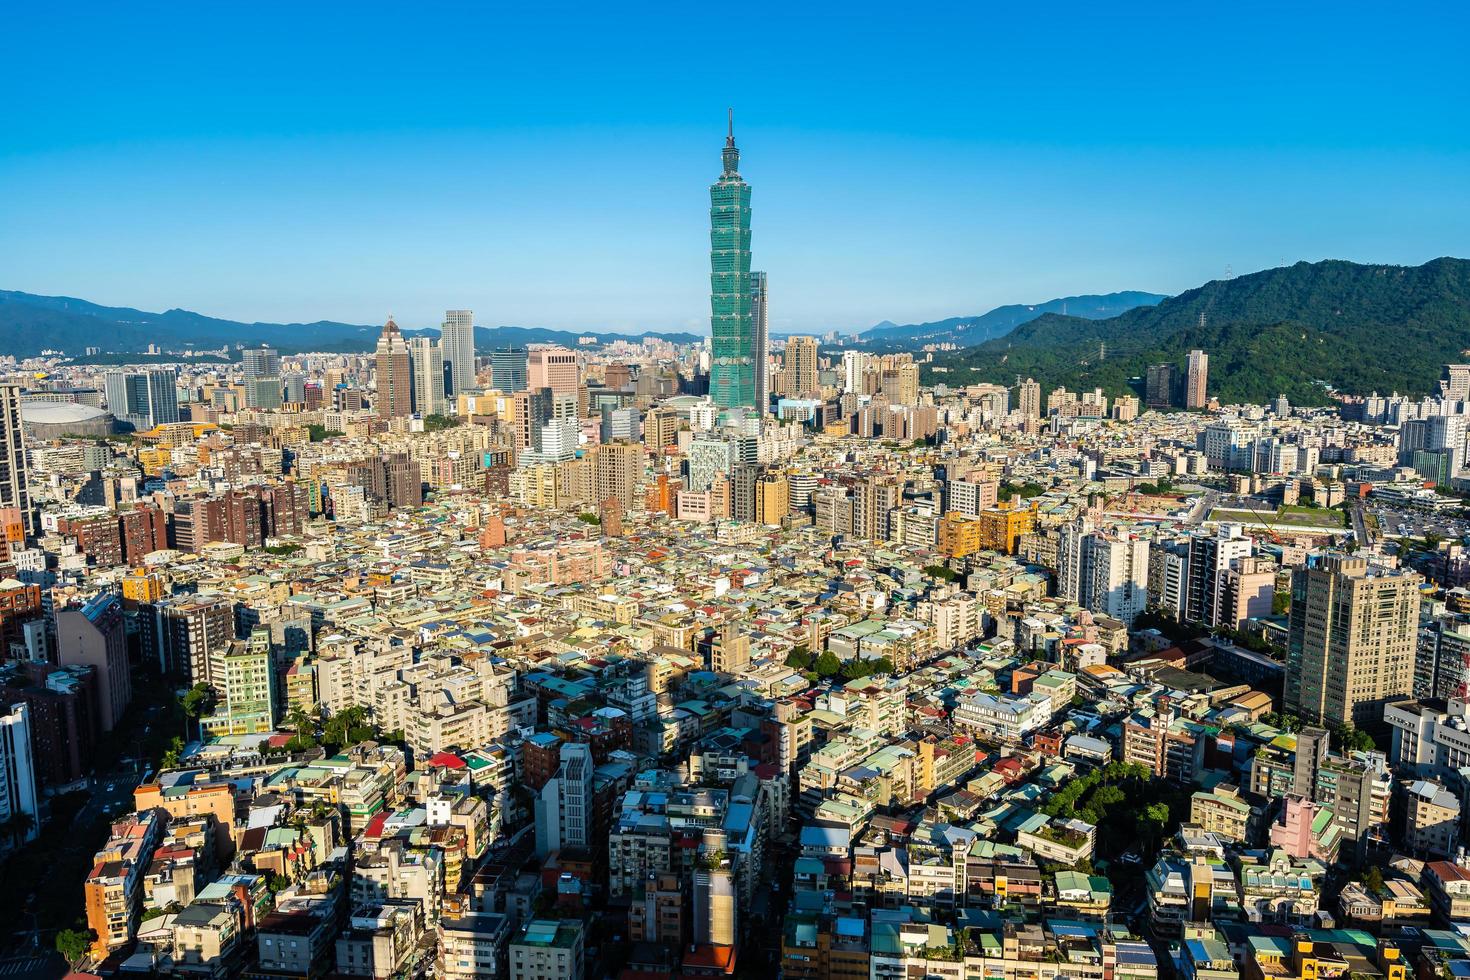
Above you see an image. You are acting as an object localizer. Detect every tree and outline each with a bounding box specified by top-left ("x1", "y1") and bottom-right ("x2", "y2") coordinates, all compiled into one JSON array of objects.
[
  {"x1": 1, "y1": 811, "x2": 35, "y2": 846},
  {"x1": 160, "y1": 735, "x2": 185, "y2": 770},
  {"x1": 56, "y1": 928, "x2": 93, "y2": 969},
  {"x1": 812, "y1": 652, "x2": 841, "y2": 678},
  {"x1": 287, "y1": 705, "x2": 315, "y2": 742},
  {"x1": 181, "y1": 684, "x2": 217, "y2": 723},
  {"x1": 784, "y1": 648, "x2": 812, "y2": 671},
  {"x1": 1361, "y1": 865, "x2": 1385, "y2": 895}
]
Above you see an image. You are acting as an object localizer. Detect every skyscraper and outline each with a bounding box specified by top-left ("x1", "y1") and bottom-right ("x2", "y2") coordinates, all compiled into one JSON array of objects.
[
  {"x1": 1017, "y1": 378, "x2": 1042, "y2": 419},
  {"x1": 408, "y1": 337, "x2": 447, "y2": 416},
  {"x1": 1185, "y1": 349, "x2": 1209, "y2": 408},
  {"x1": 751, "y1": 270, "x2": 769, "y2": 412},
  {"x1": 1285, "y1": 554, "x2": 1421, "y2": 730},
  {"x1": 0, "y1": 386, "x2": 33, "y2": 537},
  {"x1": 781, "y1": 336, "x2": 819, "y2": 398},
  {"x1": 1145, "y1": 363, "x2": 1177, "y2": 408},
  {"x1": 0, "y1": 703, "x2": 38, "y2": 850},
  {"x1": 374, "y1": 317, "x2": 413, "y2": 419},
  {"x1": 709, "y1": 112, "x2": 755, "y2": 410},
  {"x1": 492, "y1": 347, "x2": 529, "y2": 393},
  {"x1": 103, "y1": 369, "x2": 179, "y2": 430},
  {"x1": 528, "y1": 347, "x2": 579, "y2": 395},
  {"x1": 242, "y1": 346, "x2": 283, "y2": 409},
  {"x1": 441, "y1": 309, "x2": 476, "y2": 398}
]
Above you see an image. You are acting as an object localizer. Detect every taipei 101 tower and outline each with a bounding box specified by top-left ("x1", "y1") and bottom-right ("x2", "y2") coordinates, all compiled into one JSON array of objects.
[{"x1": 708, "y1": 110, "x2": 759, "y2": 411}]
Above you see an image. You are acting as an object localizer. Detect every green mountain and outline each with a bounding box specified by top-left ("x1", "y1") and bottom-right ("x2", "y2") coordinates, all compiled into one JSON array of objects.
[
  {"x1": 0, "y1": 290, "x2": 701, "y2": 357},
  {"x1": 926, "y1": 258, "x2": 1470, "y2": 404},
  {"x1": 858, "y1": 291, "x2": 1166, "y2": 349}
]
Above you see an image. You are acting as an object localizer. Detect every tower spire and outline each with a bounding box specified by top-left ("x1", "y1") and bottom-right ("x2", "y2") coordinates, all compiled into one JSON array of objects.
[
  {"x1": 721, "y1": 108, "x2": 740, "y2": 177},
  {"x1": 727, "y1": 107, "x2": 734, "y2": 146}
]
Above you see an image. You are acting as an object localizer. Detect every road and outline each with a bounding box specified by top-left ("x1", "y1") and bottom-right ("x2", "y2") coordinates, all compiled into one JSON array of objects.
[{"x1": 0, "y1": 953, "x2": 64, "y2": 979}]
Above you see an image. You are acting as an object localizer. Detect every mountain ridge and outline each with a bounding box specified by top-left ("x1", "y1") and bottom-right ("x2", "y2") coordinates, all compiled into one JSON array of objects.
[
  {"x1": 926, "y1": 257, "x2": 1470, "y2": 404},
  {"x1": 856, "y1": 291, "x2": 1167, "y2": 348},
  {"x1": 0, "y1": 290, "x2": 702, "y2": 356}
]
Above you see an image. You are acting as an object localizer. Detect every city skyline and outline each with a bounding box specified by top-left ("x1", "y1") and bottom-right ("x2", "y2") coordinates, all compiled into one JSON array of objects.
[{"x1": 4, "y1": 4, "x2": 1468, "y2": 334}]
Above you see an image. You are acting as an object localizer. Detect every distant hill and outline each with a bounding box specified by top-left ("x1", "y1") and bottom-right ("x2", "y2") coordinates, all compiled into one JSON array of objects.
[
  {"x1": 858, "y1": 291, "x2": 1166, "y2": 348},
  {"x1": 0, "y1": 290, "x2": 700, "y2": 356},
  {"x1": 926, "y1": 258, "x2": 1470, "y2": 404}
]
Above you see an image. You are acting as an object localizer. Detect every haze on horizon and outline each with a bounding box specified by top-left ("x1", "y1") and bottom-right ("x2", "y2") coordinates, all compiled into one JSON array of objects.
[{"x1": 4, "y1": 1, "x2": 1467, "y2": 336}]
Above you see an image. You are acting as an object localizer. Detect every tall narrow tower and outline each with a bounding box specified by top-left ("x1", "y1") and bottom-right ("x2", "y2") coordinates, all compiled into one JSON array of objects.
[{"x1": 709, "y1": 110, "x2": 755, "y2": 410}]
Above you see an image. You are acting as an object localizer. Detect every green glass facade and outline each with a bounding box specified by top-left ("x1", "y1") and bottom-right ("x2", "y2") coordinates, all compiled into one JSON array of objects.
[{"x1": 709, "y1": 124, "x2": 755, "y2": 410}]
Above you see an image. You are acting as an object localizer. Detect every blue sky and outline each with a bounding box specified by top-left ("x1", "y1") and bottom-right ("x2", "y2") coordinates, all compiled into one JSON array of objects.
[{"x1": 4, "y1": 2, "x2": 1467, "y2": 335}]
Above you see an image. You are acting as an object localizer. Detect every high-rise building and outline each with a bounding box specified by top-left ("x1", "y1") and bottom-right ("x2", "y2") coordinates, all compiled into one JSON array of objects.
[
  {"x1": 154, "y1": 595, "x2": 235, "y2": 681},
  {"x1": 57, "y1": 593, "x2": 130, "y2": 732},
  {"x1": 440, "y1": 309, "x2": 476, "y2": 398},
  {"x1": 103, "y1": 369, "x2": 179, "y2": 430},
  {"x1": 599, "y1": 406, "x2": 641, "y2": 443},
  {"x1": 408, "y1": 337, "x2": 447, "y2": 416},
  {"x1": 1285, "y1": 554, "x2": 1421, "y2": 731},
  {"x1": 1145, "y1": 363, "x2": 1176, "y2": 409},
  {"x1": 1058, "y1": 524, "x2": 1150, "y2": 625},
  {"x1": 241, "y1": 346, "x2": 283, "y2": 409},
  {"x1": 1186, "y1": 524, "x2": 1256, "y2": 627},
  {"x1": 751, "y1": 270, "x2": 769, "y2": 412},
  {"x1": 528, "y1": 348, "x2": 578, "y2": 395},
  {"x1": 514, "y1": 388, "x2": 554, "y2": 454},
  {"x1": 492, "y1": 348, "x2": 529, "y2": 393},
  {"x1": 0, "y1": 386, "x2": 32, "y2": 537},
  {"x1": 374, "y1": 317, "x2": 413, "y2": 419},
  {"x1": 592, "y1": 441, "x2": 642, "y2": 511},
  {"x1": 535, "y1": 742, "x2": 593, "y2": 858},
  {"x1": 755, "y1": 471, "x2": 790, "y2": 526},
  {"x1": 1185, "y1": 349, "x2": 1209, "y2": 409},
  {"x1": 1017, "y1": 378, "x2": 1042, "y2": 419},
  {"x1": 0, "y1": 703, "x2": 38, "y2": 851},
  {"x1": 781, "y1": 336, "x2": 819, "y2": 398},
  {"x1": 709, "y1": 113, "x2": 756, "y2": 410}
]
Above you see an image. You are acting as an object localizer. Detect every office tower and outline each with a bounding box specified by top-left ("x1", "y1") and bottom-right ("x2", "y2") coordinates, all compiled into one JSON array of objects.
[
  {"x1": 709, "y1": 113, "x2": 756, "y2": 410},
  {"x1": 0, "y1": 704, "x2": 38, "y2": 850},
  {"x1": 408, "y1": 337, "x2": 447, "y2": 416},
  {"x1": 1145, "y1": 363, "x2": 1176, "y2": 409},
  {"x1": 440, "y1": 309, "x2": 475, "y2": 397},
  {"x1": 1185, "y1": 349, "x2": 1209, "y2": 408},
  {"x1": 56, "y1": 593, "x2": 130, "y2": 732},
  {"x1": 592, "y1": 441, "x2": 642, "y2": 510},
  {"x1": 537, "y1": 420, "x2": 580, "y2": 463},
  {"x1": 374, "y1": 317, "x2": 413, "y2": 419},
  {"x1": 750, "y1": 270, "x2": 769, "y2": 412},
  {"x1": 103, "y1": 368, "x2": 180, "y2": 430},
  {"x1": 492, "y1": 347, "x2": 529, "y2": 393},
  {"x1": 513, "y1": 388, "x2": 554, "y2": 454},
  {"x1": 1017, "y1": 378, "x2": 1042, "y2": 419},
  {"x1": 0, "y1": 386, "x2": 32, "y2": 537},
  {"x1": 535, "y1": 742, "x2": 593, "y2": 858},
  {"x1": 528, "y1": 347, "x2": 578, "y2": 395},
  {"x1": 1186, "y1": 524, "x2": 1255, "y2": 627},
  {"x1": 241, "y1": 345, "x2": 283, "y2": 410},
  {"x1": 599, "y1": 406, "x2": 641, "y2": 443},
  {"x1": 1285, "y1": 554, "x2": 1421, "y2": 730},
  {"x1": 282, "y1": 373, "x2": 307, "y2": 405},
  {"x1": 781, "y1": 336, "x2": 819, "y2": 398}
]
